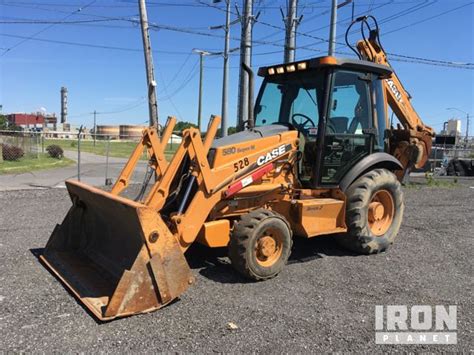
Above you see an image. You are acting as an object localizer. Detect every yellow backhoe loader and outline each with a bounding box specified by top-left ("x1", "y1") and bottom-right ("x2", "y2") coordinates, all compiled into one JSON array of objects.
[{"x1": 40, "y1": 17, "x2": 434, "y2": 320}]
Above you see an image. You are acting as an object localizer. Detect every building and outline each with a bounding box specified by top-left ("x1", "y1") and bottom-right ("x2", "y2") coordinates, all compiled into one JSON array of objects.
[
  {"x1": 441, "y1": 119, "x2": 462, "y2": 137},
  {"x1": 6, "y1": 113, "x2": 57, "y2": 130}
]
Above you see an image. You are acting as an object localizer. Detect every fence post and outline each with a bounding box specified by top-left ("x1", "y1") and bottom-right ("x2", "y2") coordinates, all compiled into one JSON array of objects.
[
  {"x1": 105, "y1": 135, "x2": 112, "y2": 186},
  {"x1": 41, "y1": 133, "x2": 45, "y2": 154},
  {"x1": 77, "y1": 125, "x2": 83, "y2": 181},
  {"x1": 36, "y1": 132, "x2": 40, "y2": 159}
]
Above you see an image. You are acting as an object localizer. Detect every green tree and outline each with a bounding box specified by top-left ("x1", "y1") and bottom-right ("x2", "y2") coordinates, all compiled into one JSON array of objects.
[
  {"x1": 0, "y1": 115, "x2": 8, "y2": 130},
  {"x1": 0, "y1": 115, "x2": 20, "y2": 131},
  {"x1": 174, "y1": 121, "x2": 197, "y2": 132}
]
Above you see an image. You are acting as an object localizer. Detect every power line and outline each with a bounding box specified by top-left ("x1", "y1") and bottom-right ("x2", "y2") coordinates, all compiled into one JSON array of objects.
[
  {"x1": 0, "y1": 15, "x2": 214, "y2": 31},
  {"x1": 2, "y1": 2, "x2": 472, "y2": 69},
  {"x1": 300, "y1": 0, "x2": 393, "y2": 36},
  {"x1": 299, "y1": 0, "x2": 438, "y2": 48},
  {"x1": 0, "y1": 33, "x2": 193, "y2": 55},
  {"x1": 96, "y1": 98, "x2": 146, "y2": 115},
  {"x1": 157, "y1": 51, "x2": 193, "y2": 95},
  {"x1": 1, "y1": 27, "x2": 470, "y2": 69},
  {"x1": 0, "y1": 17, "x2": 129, "y2": 24},
  {"x1": 68, "y1": 97, "x2": 147, "y2": 119},
  {"x1": 159, "y1": 58, "x2": 200, "y2": 100},
  {"x1": 157, "y1": 65, "x2": 184, "y2": 120},
  {"x1": 293, "y1": 2, "x2": 474, "y2": 68},
  {"x1": 383, "y1": 1, "x2": 474, "y2": 36},
  {"x1": 1, "y1": 0, "x2": 98, "y2": 56},
  {"x1": 0, "y1": 0, "x2": 432, "y2": 8},
  {"x1": 0, "y1": 1, "x2": 136, "y2": 21}
]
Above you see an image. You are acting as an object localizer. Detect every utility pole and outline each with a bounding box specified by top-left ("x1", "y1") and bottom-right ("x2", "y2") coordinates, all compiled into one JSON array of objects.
[
  {"x1": 328, "y1": 0, "x2": 352, "y2": 56},
  {"x1": 237, "y1": 0, "x2": 254, "y2": 130},
  {"x1": 210, "y1": 0, "x2": 239, "y2": 137},
  {"x1": 328, "y1": 0, "x2": 337, "y2": 56},
  {"x1": 221, "y1": 0, "x2": 231, "y2": 136},
  {"x1": 466, "y1": 114, "x2": 470, "y2": 148},
  {"x1": 93, "y1": 110, "x2": 96, "y2": 147},
  {"x1": 138, "y1": 0, "x2": 159, "y2": 128},
  {"x1": 194, "y1": 49, "x2": 210, "y2": 131},
  {"x1": 282, "y1": 0, "x2": 300, "y2": 63}
]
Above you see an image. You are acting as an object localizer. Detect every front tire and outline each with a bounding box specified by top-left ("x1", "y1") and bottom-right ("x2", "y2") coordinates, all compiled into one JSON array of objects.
[
  {"x1": 229, "y1": 209, "x2": 293, "y2": 281},
  {"x1": 337, "y1": 168, "x2": 404, "y2": 254}
]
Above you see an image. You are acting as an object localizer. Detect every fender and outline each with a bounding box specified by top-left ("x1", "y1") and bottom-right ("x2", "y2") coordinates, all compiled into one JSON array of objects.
[{"x1": 339, "y1": 152, "x2": 403, "y2": 192}]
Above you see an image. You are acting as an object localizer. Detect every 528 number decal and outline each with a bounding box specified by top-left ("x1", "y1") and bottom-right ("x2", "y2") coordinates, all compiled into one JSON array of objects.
[{"x1": 234, "y1": 158, "x2": 250, "y2": 172}]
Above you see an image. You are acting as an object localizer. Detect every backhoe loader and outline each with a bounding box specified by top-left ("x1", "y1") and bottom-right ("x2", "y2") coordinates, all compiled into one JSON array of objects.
[{"x1": 40, "y1": 16, "x2": 434, "y2": 320}]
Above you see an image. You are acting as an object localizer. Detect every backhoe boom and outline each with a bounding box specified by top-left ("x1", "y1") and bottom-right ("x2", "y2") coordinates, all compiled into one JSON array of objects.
[{"x1": 356, "y1": 24, "x2": 434, "y2": 171}]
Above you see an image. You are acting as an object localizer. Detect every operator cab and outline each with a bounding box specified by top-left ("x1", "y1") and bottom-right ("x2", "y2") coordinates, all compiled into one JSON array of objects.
[{"x1": 255, "y1": 56, "x2": 392, "y2": 187}]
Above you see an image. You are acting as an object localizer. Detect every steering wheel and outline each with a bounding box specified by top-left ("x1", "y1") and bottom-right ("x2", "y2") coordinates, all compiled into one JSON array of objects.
[{"x1": 291, "y1": 113, "x2": 316, "y2": 130}]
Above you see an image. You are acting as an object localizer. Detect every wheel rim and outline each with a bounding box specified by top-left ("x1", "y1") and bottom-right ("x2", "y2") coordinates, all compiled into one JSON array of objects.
[
  {"x1": 368, "y1": 189, "x2": 394, "y2": 236},
  {"x1": 254, "y1": 227, "x2": 283, "y2": 267}
]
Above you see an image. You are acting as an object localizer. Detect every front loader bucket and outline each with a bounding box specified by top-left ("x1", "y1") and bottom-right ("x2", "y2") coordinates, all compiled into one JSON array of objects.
[{"x1": 40, "y1": 180, "x2": 193, "y2": 321}]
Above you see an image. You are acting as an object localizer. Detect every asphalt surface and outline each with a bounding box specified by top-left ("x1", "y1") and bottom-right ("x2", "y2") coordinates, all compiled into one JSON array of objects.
[
  {"x1": 0, "y1": 150, "x2": 147, "y2": 191},
  {"x1": 0, "y1": 182, "x2": 472, "y2": 352}
]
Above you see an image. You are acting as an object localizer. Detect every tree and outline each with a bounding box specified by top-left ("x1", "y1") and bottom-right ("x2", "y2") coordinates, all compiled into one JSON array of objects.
[
  {"x1": 227, "y1": 126, "x2": 237, "y2": 135},
  {"x1": 0, "y1": 115, "x2": 8, "y2": 130},
  {"x1": 216, "y1": 126, "x2": 237, "y2": 137},
  {"x1": 174, "y1": 121, "x2": 197, "y2": 132},
  {"x1": 0, "y1": 115, "x2": 20, "y2": 131}
]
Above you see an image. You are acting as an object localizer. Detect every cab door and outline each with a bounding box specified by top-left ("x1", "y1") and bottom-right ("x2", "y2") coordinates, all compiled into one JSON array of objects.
[{"x1": 320, "y1": 70, "x2": 377, "y2": 185}]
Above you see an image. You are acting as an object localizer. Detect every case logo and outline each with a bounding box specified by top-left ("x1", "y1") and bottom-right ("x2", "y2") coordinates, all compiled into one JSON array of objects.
[
  {"x1": 256, "y1": 145, "x2": 288, "y2": 166},
  {"x1": 386, "y1": 79, "x2": 403, "y2": 103}
]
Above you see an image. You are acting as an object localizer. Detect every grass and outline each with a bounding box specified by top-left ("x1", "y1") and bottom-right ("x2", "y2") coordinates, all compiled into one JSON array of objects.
[
  {"x1": 405, "y1": 173, "x2": 459, "y2": 189},
  {"x1": 44, "y1": 139, "x2": 179, "y2": 159},
  {"x1": 0, "y1": 154, "x2": 75, "y2": 175}
]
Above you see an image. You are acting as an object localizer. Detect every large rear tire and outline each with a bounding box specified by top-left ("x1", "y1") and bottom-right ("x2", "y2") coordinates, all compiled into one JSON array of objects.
[
  {"x1": 337, "y1": 168, "x2": 404, "y2": 254},
  {"x1": 229, "y1": 209, "x2": 293, "y2": 281}
]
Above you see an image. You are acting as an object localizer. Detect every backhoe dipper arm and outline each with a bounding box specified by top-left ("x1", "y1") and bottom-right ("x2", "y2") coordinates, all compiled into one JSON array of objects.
[{"x1": 355, "y1": 23, "x2": 434, "y2": 171}]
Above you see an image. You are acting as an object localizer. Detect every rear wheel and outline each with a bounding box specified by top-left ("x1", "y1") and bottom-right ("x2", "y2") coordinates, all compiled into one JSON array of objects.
[
  {"x1": 229, "y1": 209, "x2": 292, "y2": 281},
  {"x1": 337, "y1": 168, "x2": 404, "y2": 254}
]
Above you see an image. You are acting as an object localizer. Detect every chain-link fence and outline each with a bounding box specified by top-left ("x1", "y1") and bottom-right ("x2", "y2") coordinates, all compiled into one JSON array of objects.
[
  {"x1": 0, "y1": 129, "x2": 182, "y2": 188},
  {"x1": 429, "y1": 137, "x2": 474, "y2": 176},
  {"x1": 1, "y1": 129, "x2": 473, "y2": 188},
  {"x1": 0, "y1": 130, "x2": 42, "y2": 161}
]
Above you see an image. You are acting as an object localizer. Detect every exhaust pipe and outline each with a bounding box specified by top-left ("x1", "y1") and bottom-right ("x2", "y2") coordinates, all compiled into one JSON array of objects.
[{"x1": 242, "y1": 62, "x2": 255, "y2": 130}]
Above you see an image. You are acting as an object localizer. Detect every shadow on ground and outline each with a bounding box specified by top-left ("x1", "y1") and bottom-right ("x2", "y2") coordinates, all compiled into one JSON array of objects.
[
  {"x1": 187, "y1": 235, "x2": 359, "y2": 284},
  {"x1": 31, "y1": 234, "x2": 359, "y2": 289}
]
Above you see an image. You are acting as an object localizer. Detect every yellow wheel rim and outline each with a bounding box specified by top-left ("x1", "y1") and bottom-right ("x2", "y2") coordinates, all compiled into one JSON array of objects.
[
  {"x1": 254, "y1": 228, "x2": 283, "y2": 267},
  {"x1": 368, "y1": 189, "x2": 394, "y2": 236}
]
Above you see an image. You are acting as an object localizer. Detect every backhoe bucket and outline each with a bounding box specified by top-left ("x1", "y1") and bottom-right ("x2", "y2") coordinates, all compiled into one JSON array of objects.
[{"x1": 40, "y1": 180, "x2": 193, "y2": 321}]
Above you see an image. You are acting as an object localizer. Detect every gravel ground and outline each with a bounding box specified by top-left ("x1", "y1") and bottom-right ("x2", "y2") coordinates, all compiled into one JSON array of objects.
[{"x1": 0, "y1": 181, "x2": 472, "y2": 352}]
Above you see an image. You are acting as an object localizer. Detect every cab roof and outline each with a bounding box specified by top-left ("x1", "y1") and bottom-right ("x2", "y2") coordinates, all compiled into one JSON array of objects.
[{"x1": 257, "y1": 56, "x2": 393, "y2": 78}]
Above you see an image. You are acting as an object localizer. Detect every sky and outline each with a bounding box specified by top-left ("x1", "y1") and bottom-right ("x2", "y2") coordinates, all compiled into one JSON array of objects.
[{"x1": 0, "y1": 0, "x2": 473, "y2": 135}]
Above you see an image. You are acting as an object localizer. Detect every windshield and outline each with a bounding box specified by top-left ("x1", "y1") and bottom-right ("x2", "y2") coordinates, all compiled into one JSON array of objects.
[{"x1": 254, "y1": 70, "x2": 325, "y2": 132}]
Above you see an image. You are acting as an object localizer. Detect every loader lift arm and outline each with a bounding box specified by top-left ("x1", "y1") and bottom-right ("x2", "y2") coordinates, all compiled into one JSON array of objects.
[{"x1": 350, "y1": 16, "x2": 434, "y2": 172}]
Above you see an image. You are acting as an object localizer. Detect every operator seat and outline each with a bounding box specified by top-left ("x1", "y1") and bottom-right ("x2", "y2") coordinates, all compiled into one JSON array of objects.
[
  {"x1": 329, "y1": 116, "x2": 349, "y2": 133},
  {"x1": 348, "y1": 81, "x2": 370, "y2": 133}
]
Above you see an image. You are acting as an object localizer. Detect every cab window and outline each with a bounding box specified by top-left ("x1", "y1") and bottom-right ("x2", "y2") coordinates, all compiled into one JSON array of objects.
[{"x1": 254, "y1": 71, "x2": 324, "y2": 132}]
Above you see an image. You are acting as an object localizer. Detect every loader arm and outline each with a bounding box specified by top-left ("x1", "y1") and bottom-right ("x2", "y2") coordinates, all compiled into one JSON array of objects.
[
  {"x1": 111, "y1": 116, "x2": 177, "y2": 196},
  {"x1": 356, "y1": 26, "x2": 434, "y2": 172},
  {"x1": 41, "y1": 114, "x2": 299, "y2": 320}
]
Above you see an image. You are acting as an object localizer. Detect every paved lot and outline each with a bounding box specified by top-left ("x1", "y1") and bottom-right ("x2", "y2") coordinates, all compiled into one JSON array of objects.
[
  {"x1": 0, "y1": 150, "x2": 147, "y2": 191},
  {"x1": 0, "y1": 182, "x2": 472, "y2": 352}
]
